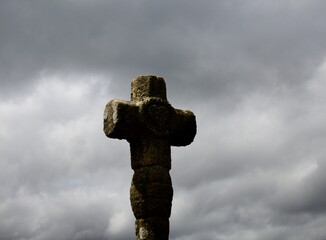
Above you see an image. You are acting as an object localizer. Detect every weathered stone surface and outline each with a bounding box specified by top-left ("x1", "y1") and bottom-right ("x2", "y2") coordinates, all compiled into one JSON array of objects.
[
  {"x1": 131, "y1": 76, "x2": 167, "y2": 101},
  {"x1": 103, "y1": 99, "x2": 139, "y2": 139},
  {"x1": 130, "y1": 138, "x2": 171, "y2": 170},
  {"x1": 103, "y1": 75, "x2": 196, "y2": 239},
  {"x1": 136, "y1": 217, "x2": 169, "y2": 240}
]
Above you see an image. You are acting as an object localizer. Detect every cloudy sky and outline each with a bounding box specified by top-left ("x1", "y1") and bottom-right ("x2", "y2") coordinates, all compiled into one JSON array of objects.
[{"x1": 1, "y1": 0, "x2": 326, "y2": 239}]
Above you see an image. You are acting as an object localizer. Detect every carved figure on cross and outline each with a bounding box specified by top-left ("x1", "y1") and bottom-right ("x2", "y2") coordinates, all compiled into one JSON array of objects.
[{"x1": 104, "y1": 75, "x2": 196, "y2": 240}]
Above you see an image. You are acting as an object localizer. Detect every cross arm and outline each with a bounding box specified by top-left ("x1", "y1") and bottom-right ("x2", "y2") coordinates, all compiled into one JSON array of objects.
[
  {"x1": 169, "y1": 109, "x2": 197, "y2": 147},
  {"x1": 103, "y1": 99, "x2": 139, "y2": 140}
]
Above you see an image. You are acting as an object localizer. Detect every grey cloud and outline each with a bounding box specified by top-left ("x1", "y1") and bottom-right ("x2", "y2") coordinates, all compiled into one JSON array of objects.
[
  {"x1": 273, "y1": 161, "x2": 326, "y2": 215},
  {"x1": 0, "y1": 189, "x2": 133, "y2": 240},
  {"x1": 3, "y1": 0, "x2": 326, "y2": 100}
]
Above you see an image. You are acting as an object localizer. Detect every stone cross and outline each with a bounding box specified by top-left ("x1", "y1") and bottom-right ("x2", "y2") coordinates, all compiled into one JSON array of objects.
[{"x1": 103, "y1": 75, "x2": 196, "y2": 240}]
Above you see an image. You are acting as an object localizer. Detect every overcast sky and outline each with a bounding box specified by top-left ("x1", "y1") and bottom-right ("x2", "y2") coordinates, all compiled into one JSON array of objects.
[{"x1": 1, "y1": 0, "x2": 326, "y2": 239}]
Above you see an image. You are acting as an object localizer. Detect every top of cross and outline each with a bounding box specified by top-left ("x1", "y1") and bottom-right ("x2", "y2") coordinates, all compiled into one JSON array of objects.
[
  {"x1": 131, "y1": 75, "x2": 167, "y2": 102},
  {"x1": 104, "y1": 75, "x2": 196, "y2": 147}
]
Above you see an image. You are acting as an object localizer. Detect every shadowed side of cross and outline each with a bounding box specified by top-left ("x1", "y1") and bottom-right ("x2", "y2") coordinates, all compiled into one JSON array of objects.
[{"x1": 104, "y1": 75, "x2": 196, "y2": 240}]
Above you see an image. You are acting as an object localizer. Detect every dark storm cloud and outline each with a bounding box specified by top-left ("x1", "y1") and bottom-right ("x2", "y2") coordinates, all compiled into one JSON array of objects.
[
  {"x1": 2, "y1": 0, "x2": 326, "y2": 100},
  {"x1": 0, "y1": 0, "x2": 203, "y2": 95}
]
